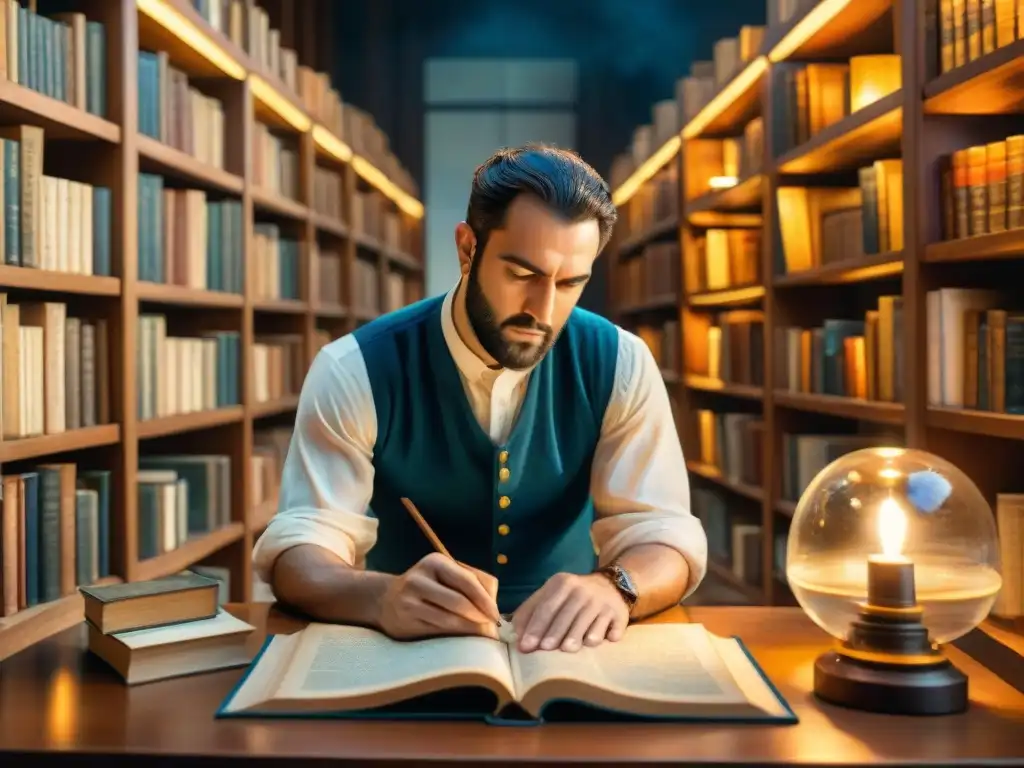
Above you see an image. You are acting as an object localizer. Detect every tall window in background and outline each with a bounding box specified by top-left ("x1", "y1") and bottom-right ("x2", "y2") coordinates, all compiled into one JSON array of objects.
[{"x1": 423, "y1": 58, "x2": 578, "y2": 297}]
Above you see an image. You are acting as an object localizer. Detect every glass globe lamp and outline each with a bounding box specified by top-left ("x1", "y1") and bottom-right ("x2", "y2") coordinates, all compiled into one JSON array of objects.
[{"x1": 785, "y1": 446, "x2": 1002, "y2": 716}]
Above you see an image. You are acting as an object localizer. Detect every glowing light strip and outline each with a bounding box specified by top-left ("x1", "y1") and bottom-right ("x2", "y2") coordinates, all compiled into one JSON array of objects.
[
  {"x1": 611, "y1": 135, "x2": 681, "y2": 207},
  {"x1": 312, "y1": 124, "x2": 353, "y2": 163},
  {"x1": 352, "y1": 155, "x2": 424, "y2": 219},
  {"x1": 250, "y1": 75, "x2": 311, "y2": 132},
  {"x1": 768, "y1": 0, "x2": 854, "y2": 62},
  {"x1": 709, "y1": 175, "x2": 739, "y2": 189},
  {"x1": 136, "y1": 0, "x2": 245, "y2": 79},
  {"x1": 682, "y1": 56, "x2": 768, "y2": 139}
]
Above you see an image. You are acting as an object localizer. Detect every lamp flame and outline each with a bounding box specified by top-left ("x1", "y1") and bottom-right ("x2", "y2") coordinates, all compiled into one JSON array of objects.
[{"x1": 877, "y1": 497, "x2": 907, "y2": 557}]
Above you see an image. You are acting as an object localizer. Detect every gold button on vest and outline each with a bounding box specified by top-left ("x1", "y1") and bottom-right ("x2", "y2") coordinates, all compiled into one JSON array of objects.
[
  {"x1": 498, "y1": 451, "x2": 509, "y2": 463},
  {"x1": 498, "y1": 523, "x2": 510, "y2": 536},
  {"x1": 496, "y1": 553, "x2": 508, "y2": 565},
  {"x1": 499, "y1": 495, "x2": 511, "y2": 509},
  {"x1": 499, "y1": 467, "x2": 510, "y2": 482}
]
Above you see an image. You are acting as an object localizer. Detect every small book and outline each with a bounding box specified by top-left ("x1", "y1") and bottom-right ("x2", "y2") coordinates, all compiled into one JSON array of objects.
[
  {"x1": 89, "y1": 608, "x2": 256, "y2": 685},
  {"x1": 80, "y1": 573, "x2": 220, "y2": 634},
  {"x1": 216, "y1": 621, "x2": 797, "y2": 725}
]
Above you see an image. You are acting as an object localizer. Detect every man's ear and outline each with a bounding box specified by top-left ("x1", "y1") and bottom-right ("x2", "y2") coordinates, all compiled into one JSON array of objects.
[{"x1": 454, "y1": 222, "x2": 476, "y2": 276}]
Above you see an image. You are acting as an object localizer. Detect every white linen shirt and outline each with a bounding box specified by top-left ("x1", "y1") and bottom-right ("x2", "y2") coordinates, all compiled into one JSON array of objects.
[{"x1": 252, "y1": 283, "x2": 708, "y2": 596}]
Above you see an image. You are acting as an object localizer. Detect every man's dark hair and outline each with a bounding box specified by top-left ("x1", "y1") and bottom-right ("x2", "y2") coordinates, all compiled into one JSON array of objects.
[{"x1": 465, "y1": 144, "x2": 618, "y2": 258}]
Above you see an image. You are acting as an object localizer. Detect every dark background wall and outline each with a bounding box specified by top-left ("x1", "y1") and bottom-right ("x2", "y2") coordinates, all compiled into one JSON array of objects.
[{"x1": 327, "y1": 0, "x2": 766, "y2": 311}]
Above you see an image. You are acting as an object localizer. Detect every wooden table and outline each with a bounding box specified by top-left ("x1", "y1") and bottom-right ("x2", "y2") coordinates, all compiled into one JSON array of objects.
[{"x1": 0, "y1": 603, "x2": 1022, "y2": 767}]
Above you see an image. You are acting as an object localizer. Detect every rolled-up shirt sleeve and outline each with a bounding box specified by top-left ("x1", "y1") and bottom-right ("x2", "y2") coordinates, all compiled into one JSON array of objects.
[
  {"x1": 252, "y1": 335, "x2": 380, "y2": 583},
  {"x1": 590, "y1": 329, "x2": 708, "y2": 597}
]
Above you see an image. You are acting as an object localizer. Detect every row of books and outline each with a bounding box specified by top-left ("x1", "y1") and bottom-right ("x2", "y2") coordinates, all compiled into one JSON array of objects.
[
  {"x1": 314, "y1": 245, "x2": 343, "y2": 307},
  {"x1": 352, "y1": 190, "x2": 410, "y2": 253},
  {"x1": 138, "y1": 173, "x2": 245, "y2": 292},
  {"x1": 313, "y1": 165, "x2": 344, "y2": 221},
  {"x1": 251, "y1": 426, "x2": 291, "y2": 518},
  {"x1": 0, "y1": 295, "x2": 109, "y2": 440},
  {"x1": 770, "y1": 56, "x2": 901, "y2": 159},
  {"x1": 926, "y1": 288, "x2": 1024, "y2": 413},
  {"x1": 686, "y1": 228, "x2": 761, "y2": 294},
  {"x1": 940, "y1": 136, "x2": 1024, "y2": 241},
  {"x1": 780, "y1": 431, "x2": 901, "y2": 503},
  {"x1": 776, "y1": 162, "x2": 903, "y2": 276},
  {"x1": 252, "y1": 122, "x2": 300, "y2": 202},
  {"x1": 353, "y1": 256, "x2": 381, "y2": 317},
  {"x1": 936, "y1": 0, "x2": 1024, "y2": 75},
  {"x1": 774, "y1": 296, "x2": 904, "y2": 403},
  {"x1": 383, "y1": 270, "x2": 408, "y2": 315},
  {"x1": 615, "y1": 241, "x2": 678, "y2": 309},
  {"x1": 690, "y1": 487, "x2": 767, "y2": 590},
  {"x1": 1, "y1": 125, "x2": 112, "y2": 274},
  {"x1": 138, "y1": 49, "x2": 226, "y2": 170},
  {"x1": 137, "y1": 455, "x2": 233, "y2": 560},
  {"x1": 251, "y1": 334, "x2": 304, "y2": 405},
  {"x1": 0, "y1": 2, "x2": 106, "y2": 118},
  {"x1": 252, "y1": 224, "x2": 301, "y2": 302},
  {"x1": 694, "y1": 408, "x2": 765, "y2": 491},
  {"x1": 0, "y1": 463, "x2": 111, "y2": 617},
  {"x1": 136, "y1": 315, "x2": 240, "y2": 421},
  {"x1": 618, "y1": 166, "x2": 678, "y2": 243},
  {"x1": 685, "y1": 310, "x2": 765, "y2": 390},
  {"x1": 636, "y1": 320, "x2": 681, "y2": 375},
  {"x1": 686, "y1": 119, "x2": 765, "y2": 199}
]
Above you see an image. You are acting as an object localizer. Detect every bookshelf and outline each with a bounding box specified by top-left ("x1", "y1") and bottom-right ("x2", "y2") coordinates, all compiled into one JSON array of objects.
[
  {"x1": 606, "y1": 0, "x2": 1024, "y2": 652},
  {"x1": 0, "y1": 0, "x2": 423, "y2": 661}
]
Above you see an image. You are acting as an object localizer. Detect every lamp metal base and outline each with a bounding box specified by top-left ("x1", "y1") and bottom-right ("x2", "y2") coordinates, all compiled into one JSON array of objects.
[{"x1": 814, "y1": 651, "x2": 968, "y2": 716}]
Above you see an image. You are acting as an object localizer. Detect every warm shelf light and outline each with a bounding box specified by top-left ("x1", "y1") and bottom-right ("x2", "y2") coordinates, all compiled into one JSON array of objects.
[
  {"x1": 611, "y1": 135, "x2": 681, "y2": 207},
  {"x1": 312, "y1": 124, "x2": 353, "y2": 163},
  {"x1": 682, "y1": 56, "x2": 768, "y2": 140},
  {"x1": 352, "y1": 155, "x2": 425, "y2": 219},
  {"x1": 768, "y1": 0, "x2": 854, "y2": 62},
  {"x1": 709, "y1": 175, "x2": 739, "y2": 189},
  {"x1": 136, "y1": 0, "x2": 245, "y2": 79},
  {"x1": 250, "y1": 75, "x2": 311, "y2": 133}
]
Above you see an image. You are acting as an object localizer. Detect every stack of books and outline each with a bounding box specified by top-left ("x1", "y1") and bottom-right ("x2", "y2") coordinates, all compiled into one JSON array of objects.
[{"x1": 81, "y1": 572, "x2": 255, "y2": 685}]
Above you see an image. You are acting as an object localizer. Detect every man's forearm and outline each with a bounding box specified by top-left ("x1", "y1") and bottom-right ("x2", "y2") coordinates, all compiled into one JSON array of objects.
[
  {"x1": 612, "y1": 543, "x2": 691, "y2": 620},
  {"x1": 270, "y1": 544, "x2": 394, "y2": 626}
]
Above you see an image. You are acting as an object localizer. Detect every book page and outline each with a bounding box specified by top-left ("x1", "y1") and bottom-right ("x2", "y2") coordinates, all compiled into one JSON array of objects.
[
  {"x1": 274, "y1": 624, "x2": 516, "y2": 703},
  {"x1": 511, "y1": 624, "x2": 749, "y2": 710}
]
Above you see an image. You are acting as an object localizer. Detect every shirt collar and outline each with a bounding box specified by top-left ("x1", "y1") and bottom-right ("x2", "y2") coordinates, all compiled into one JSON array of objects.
[{"x1": 440, "y1": 281, "x2": 535, "y2": 386}]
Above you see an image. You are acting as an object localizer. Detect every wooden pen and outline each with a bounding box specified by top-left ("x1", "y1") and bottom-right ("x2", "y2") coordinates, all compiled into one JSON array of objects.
[{"x1": 400, "y1": 496, "x2": 504, "y2": 629}]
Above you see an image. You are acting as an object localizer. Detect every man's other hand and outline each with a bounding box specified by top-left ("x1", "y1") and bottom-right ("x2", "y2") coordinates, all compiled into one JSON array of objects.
[
  {"x1": 378, "y1": 553, "x2": 501, "y2": 640},
  {"x1": 512, "y1": 572, "x2": 629, "y2": 653}
]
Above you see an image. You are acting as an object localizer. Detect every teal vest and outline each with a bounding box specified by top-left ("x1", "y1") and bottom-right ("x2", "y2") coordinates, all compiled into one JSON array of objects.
[{"x1": 352, "y1": 295, "x2": 619, "y2": 613}]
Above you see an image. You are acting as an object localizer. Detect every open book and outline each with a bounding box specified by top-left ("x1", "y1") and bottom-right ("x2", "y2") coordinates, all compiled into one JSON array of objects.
[{"x1": 216, "y1": 621, "x2": 796, "y2": 724}]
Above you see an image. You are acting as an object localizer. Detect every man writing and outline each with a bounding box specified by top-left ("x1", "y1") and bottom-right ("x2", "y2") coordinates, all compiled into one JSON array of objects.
[{"x1": 253, "y1": 144, "x2": 707, "y2": 654}]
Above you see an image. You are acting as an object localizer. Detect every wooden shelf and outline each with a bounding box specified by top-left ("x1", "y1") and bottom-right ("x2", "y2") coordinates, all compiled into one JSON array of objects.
[
  {"x1": 0, "y1": 0, "x2": 426, "y2": 664},
  {"x1": 137, "y1": 281, "x2": 244, "y2": 308},
  {"x1": 926, "y1": 407, "x2": 1024, "y2": 441},
  {"x1": 617, "y1": 294, "x2": 679, "y2": 315},
  {"x1": 924, "y1": 37, "x2": 1024, "y2": 115},
  {"x1": 0, "y1": 266, "x2": 121, "y2": 297},
  {"x1": 687, "y1": 284, "x2": 765, "y2": 308},
  {"x1": 252, "y1": 395, "x2": 300, "y2": 419},
  {"x1": 312, "y1": 212, "x2": 349, "y2": 238},
  {"x1": 767, "y1": 0, "x2": 893, "y2": 61},
  {"x1": 774, "y1": 390, "x2": 905, "y2": 424},
  {"x1": 136, "y1": 134, "x2": 245, "y2": 193},
  {"x1": 775, "y1": 90, "x2": 902, "y2": 175},
  {"x1": 923, "y1": 230, "x2": 1024, "y2": 263},
  {"x1": 251, "y1": 187, "x2": 309, "y2": 220},
  {"x1": 0, "y1": 576, "x2": 121, "y2": 663},
  {"x1": 706, "y1": 558, "x2": 766, "y2": 604},
  {"x1": 0, "y1": 78, "x2": 121, "y2": 143},
  {"x1": 683, "y1": 57, "x2": 767, "y2": 139},
  {"x1": 253, "y1": 298, "x2": 308, "y2": 314},
  {"x1": 0, "y1": 424, "x2": 120, "y2": 463},
  {"x1": 618, "y1": 216, "x2": 679, "y2": 258},
  {"x1": 136, "y1": 407, "x2": 245, "y2": 440},
  {"x1": 685, "y1": 175, "x2": 764, "y2": 220},
  {"x1": 772, "y1": 252, "x2": 903, "y2": 287},
  {"x1": 687, "y1": 461, "x2": 764, "y2": 505},
  {"x1": 684, "y1": 374, "x2": 763, "y2": 400},
  {"x1": 135, "y1": 523, "x2": 246, "y2": 583}
]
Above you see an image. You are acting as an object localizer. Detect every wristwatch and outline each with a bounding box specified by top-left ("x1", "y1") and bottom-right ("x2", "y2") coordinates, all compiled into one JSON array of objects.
[{"x1": 597, "y1": 563, "x2": 638, "y2": 614}]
